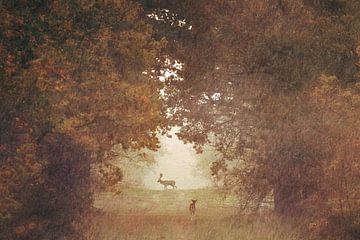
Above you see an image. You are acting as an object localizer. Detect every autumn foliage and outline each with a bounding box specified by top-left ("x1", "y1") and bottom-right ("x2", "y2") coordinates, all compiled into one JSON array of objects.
[
  {"x1": 140, "y1": 1, "x2": 360, "y2": 239},
  {"x1": 0, "y1": 1, "x2": 167, "y2": 239},
  {"x1": 2, "y1": 0, "x2": 360, "y2": 239}
]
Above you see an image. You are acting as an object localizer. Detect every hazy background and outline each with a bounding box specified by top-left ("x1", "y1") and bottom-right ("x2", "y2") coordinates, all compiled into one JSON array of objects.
[{"x1": 142, "y1": 127, "x2": 212, "y2": 189}]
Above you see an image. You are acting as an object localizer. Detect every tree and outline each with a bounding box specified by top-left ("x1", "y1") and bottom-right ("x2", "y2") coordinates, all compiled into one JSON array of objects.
[
  {"x1": 141, "y1": 0, "x2": 360, "y2": 224},
  {"x1": 0, "y1": 1, "x2": 168, "y2": 238}
]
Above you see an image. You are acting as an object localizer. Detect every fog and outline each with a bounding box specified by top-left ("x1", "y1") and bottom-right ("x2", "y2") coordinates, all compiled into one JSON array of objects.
[{"x1": 143, "y1": 128, "x2": 212, "y2": 189}]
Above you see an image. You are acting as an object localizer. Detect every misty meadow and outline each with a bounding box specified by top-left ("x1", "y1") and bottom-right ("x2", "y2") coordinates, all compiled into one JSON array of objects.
[{"x1": 1, "y1": 1, "x2": 360, "y2": 240}]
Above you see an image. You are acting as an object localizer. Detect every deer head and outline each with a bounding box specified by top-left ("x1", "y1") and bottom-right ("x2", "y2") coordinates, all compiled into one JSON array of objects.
[{"x1": 158, "y1": 173, "x2": 163, "y2": 182}]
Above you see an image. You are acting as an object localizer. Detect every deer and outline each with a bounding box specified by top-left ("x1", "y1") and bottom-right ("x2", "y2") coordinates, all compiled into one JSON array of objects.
[
  {"x1": 157, "y1": 173, "x2": 177, "y2": 189},
  {"x1": 189, "y1": 199, "x2": 197, "y2": 218}
]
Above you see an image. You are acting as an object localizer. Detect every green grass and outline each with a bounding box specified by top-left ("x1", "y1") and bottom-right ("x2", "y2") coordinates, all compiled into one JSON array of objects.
[{"x1": 82, "y1": 187, "x2": 306, "y2": 240}]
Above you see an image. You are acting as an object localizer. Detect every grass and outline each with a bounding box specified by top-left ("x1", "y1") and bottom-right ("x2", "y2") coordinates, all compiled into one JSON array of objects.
[{"x1": 81, "y1": 187, "x2": 306, "y2": 240}]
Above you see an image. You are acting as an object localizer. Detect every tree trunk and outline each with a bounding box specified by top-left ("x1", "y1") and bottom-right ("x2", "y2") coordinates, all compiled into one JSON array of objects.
[{"x1": 273, "y1": 183, "x2": 303, "y2": 216}]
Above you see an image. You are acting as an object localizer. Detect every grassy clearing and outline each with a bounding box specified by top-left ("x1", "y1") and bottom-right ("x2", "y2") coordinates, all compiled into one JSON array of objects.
[{"x1": 83, "y1": 187, "x2": 306, "y2": 240}]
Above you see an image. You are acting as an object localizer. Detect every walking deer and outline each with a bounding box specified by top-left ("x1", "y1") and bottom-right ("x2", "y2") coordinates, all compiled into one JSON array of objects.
[
  {"x1": 189, "y1": 199, "x2": 197, "y2": 217},
  {"x1": 157, "y1": 173, "x2": 177, "y2": 189}
]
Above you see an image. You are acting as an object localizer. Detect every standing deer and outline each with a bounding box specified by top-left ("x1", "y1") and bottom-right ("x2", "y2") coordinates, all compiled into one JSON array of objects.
[
  {"x1": 157, "y1": 173, "x2": 177, "y2": 189},
  {"x1": 189, "y1": 199, "x2": 197, "y2": 217}
]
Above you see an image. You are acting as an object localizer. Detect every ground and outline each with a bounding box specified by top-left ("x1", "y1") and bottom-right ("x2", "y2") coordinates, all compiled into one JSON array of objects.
[{"x1": 83, "y1": 187, "x2": 305, "y2": 240}]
